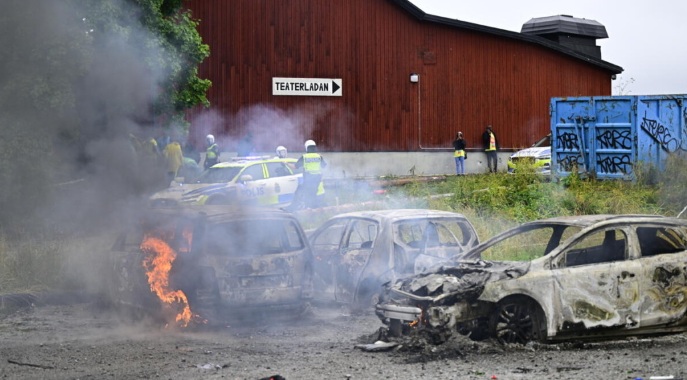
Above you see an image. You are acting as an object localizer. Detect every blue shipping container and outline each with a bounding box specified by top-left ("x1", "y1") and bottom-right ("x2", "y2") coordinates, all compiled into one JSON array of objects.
[{"x1": 551, "y1": 95, "x2": 687, "y2": 181}]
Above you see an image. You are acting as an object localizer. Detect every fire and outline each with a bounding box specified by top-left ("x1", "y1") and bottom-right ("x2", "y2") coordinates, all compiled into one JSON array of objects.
[{"x1": 141, "y1": 234, "x2": 193, "y2": 327}]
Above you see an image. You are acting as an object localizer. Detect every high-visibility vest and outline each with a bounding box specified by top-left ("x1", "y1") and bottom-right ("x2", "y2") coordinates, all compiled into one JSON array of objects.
[
  {"x1": 454, "y1": 150, "x2": 465, "y2": 157},
  {"x1": 303, "y1": 153, "x2": 322, "y2": 175},
  {"x1": 206, "y1": 144, "x2": 218, "y2": 159},
  {"x1": 486, "y1": 133, "x2": 496, "y2": 151}
]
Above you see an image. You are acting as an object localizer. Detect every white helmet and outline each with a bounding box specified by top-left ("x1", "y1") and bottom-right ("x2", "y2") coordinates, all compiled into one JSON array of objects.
[
  {"x1": 276, "y1": 145, "x2": 287, "y2": 158},
  {"x1": 206, "y1": 134, "x2": 215, "y2": 144},
  {"x1": 304, "y1": 140, "x2": 316, "y2": 150}
]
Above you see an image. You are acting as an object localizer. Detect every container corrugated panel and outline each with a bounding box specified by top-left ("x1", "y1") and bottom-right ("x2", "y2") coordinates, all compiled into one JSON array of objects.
[{"x1": 551, "y1": 95, "x2": 687, "y2": 181}]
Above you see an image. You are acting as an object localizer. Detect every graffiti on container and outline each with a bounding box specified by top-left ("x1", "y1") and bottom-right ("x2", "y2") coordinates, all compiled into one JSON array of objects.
[
  {"x1": 556, "y1": 132, "x2": 580, "y2": 151},
  {"x1": 557, "y1": 155, "x2": 583, "y2": 172},
  {"x1": 598, "y1": 154, "x2": 632, "y2": 174},
  {"x1": 640, "y1": 113, "x2": 684, "y2": 152},
  {"x1": 596, "y1": 130, "x2": 632, "y2": 150}
]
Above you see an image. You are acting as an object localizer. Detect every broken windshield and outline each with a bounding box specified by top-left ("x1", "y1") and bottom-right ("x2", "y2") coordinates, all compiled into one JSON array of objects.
[{"x1": 467, "y1": 224, "x2": 582, "y2": 262}]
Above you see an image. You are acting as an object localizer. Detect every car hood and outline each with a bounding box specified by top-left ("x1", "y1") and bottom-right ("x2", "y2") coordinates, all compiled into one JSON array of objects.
[
  {"x1": 510, "y1": 147, "x2": 551, "y2": 159},
  {"x1": 388, "y1": 259, "x2": 530, "y2": 305},
  {"x1": 150, "y1": 183, "x2": 231, "y2": 200}
]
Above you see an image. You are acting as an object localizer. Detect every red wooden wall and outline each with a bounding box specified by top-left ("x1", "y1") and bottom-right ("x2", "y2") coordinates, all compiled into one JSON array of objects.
[{"x1": 186, "y1": 0, "x2": 614, "y2": 152}]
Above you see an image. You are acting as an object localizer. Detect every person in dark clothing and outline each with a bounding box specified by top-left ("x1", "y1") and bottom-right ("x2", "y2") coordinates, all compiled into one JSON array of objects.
[
  {"x1": 236, "y1": 133, "x2": 254, "y2": 157},
  {"x1": 482, "y1": 125, "x2": 499, "y2": 173},
  {"x1": 182, "y1": 140, "x2": 201, "y2": 164},
  {"x1": 452, "y1": 132, "x2": 467, "y2": 175}
]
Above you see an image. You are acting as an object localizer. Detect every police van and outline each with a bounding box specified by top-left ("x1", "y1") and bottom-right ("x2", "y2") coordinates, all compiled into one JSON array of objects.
[{"x1": 150, "y1": 156, "x2": 303, "y2": 207}]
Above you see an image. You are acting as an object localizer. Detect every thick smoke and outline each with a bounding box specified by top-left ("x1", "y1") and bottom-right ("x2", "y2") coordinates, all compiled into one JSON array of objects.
[{"x1": 0, "y1": 0, "x2": 184, "y2": 233}]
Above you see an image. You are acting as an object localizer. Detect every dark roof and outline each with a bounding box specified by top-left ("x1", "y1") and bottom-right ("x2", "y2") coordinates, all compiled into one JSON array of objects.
[
  {"x1": 390, "y1": 0, "x2": 622, "y2": 74},
  {"x1": 521, "y1": 15, "x2": 609, "y2": 39}
]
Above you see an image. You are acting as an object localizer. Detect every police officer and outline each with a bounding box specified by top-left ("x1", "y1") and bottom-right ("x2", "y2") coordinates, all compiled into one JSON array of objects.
[
  {"x1": 204, "y1": 134, "x2": 220, "y2": 170},
  {"x1": 275, "y1": 145, "x2": 288, "y2": 159},
  {"x1": 285, "y1": 140, "x2": 327, "y2": 211}
]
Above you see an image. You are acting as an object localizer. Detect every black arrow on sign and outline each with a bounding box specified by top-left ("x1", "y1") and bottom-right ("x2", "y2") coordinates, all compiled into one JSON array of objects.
[{"x1": 332, "y1": 81, "x2": 340, "y2": 94}]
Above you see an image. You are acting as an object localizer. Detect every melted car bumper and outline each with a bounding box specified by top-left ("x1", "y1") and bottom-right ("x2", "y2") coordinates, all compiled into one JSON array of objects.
[{"x1": 375, "y1": 303, "x2": 422, "y2": 322}]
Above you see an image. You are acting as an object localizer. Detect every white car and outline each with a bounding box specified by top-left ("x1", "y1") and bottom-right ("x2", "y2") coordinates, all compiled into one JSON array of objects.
[
  {"x1": 150, "y1": 157, "x2": 302, "y2": 207},
  {"x1": 508, "y1": 134, "x2": 551, "y2": 174}
]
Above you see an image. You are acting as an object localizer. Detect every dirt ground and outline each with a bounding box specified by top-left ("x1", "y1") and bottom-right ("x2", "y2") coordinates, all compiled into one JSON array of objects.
[{"x1": 1, "y1": 302, "x2": 686, "y2": 380}]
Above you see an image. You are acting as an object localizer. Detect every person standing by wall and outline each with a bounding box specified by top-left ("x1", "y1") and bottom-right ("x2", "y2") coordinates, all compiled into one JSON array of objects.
[
  {"x1": 236, "y1": 133, "x2": 254, "y2": 157},
  {"x1": 452, "y1": 132, "x2": 467, "y2": 175},
  {"x1": 482, "y1": 125, "x2": 499, "y2": 173},
  {"x1": 204, "y1": 134, "x2": 220, "y2": 169}
]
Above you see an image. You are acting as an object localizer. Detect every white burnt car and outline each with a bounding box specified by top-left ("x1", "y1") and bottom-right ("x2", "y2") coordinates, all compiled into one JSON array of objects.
[
  {"x1": 150, "y1": 157, "x2": 301, "y2": 207},
  {"x1": 308, "y1": 209, "x2": 479, "y2": 307},
  {"x1": 376, "y1": 215, "x2": 687, "y2": 343},
  {"x1": 107, "y1": 206, "x2": 313, "y2": 325}
]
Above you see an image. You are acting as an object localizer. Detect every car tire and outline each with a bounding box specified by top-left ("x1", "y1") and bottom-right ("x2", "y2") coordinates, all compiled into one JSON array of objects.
[
  {"x1": 389, "y1": 319, "x2": 403, "y2": 337},
  {"x1": 489, "y1": 298, "x2": 546, "y2": 345},
  {"x1": 355, "y1": 278, "x2": 380, "y2": 309}
]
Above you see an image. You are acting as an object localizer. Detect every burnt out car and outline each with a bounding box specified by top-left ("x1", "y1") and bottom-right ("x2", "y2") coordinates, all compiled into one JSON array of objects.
[
  {"x1": 376, "y1": 215, "x2": 687, "y2": 344},
  {"x1": 107, "y1": 206, "x2": 313, "y2": 325},
  {"x1": 308, "y1": 209, "x2": 479, "y2": 307}
]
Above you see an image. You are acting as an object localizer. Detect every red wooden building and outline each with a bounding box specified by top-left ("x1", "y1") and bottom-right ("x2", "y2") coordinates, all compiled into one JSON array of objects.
[{"x1": 186, "y1": 0, "x2": 622, "y2": 153}]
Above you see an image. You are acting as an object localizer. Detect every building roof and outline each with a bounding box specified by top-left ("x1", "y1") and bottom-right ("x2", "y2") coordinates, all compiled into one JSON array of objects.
[
  {"x1": 390, "y1": 0, "x2": 623, "y2": 74},
  {"x1": 521, "y1": 15, "x2": 609, "y2": 39}
]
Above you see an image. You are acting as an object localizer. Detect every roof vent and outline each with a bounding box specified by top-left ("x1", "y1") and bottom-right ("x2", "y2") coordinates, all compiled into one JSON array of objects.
[{"x1": 521, "y1": 15, "x2": 608, "y2": 59}]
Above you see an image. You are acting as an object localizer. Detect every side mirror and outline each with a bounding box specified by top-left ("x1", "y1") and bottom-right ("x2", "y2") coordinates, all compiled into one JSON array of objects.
[{"x1": 238, "y1": 174, "x2": 253, "y2": 183}]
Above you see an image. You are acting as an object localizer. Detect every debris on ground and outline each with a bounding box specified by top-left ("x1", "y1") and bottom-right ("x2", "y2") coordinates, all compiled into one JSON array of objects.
[{"x1": 354, "y1": 341, "x2": 399, "y2": 352}]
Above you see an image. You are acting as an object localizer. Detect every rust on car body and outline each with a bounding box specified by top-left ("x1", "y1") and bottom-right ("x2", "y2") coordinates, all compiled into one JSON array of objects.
[
  {"x1": 377, "y1": 215, "x2": 687, "y2": 343},
  {"x1": 309, "y1": 209, "x2": 479, "y2": 307}
]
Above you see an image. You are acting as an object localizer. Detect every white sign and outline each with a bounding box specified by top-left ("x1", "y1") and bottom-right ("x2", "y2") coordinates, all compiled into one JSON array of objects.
[{"x1": 272, "y1": 77, "x2": 342, "y2": 97}]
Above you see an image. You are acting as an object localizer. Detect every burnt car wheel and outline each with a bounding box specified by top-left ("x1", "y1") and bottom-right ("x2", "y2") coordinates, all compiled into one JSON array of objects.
[{"x1": 489, "y1": 299, "x2": 545, "y2": 345}]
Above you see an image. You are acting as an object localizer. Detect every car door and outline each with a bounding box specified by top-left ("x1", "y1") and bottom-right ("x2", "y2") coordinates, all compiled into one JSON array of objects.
[
  {"x1": 551, "y1": 227, "x2": 642, "y2": 335},
  {"x1": 309, "y1": 218, "x2": 348, "y2": 299},
  {"x1": 235, "y1": 163, "x2": 268, "y2": 205},
  {"x1": 634, "y1": 225, "x2": 687, "y2": 328},
  {"x1": 264, "y1": 161, "x2": 300, "y2": 205},
  {"x1": 333, "y1": 218, "x2": 379, "y2": 304}
]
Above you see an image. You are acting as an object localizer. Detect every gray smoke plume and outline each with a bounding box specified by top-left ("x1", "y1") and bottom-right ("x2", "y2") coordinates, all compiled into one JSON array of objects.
[{"x1": 0, "y1": 0, "x2": 185, "y2": 233}]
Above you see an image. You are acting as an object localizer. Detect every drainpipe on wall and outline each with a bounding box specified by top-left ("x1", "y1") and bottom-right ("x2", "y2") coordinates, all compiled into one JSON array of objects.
[{"x1": 413, "y1": 73, "x2": 444, "y2": 150}]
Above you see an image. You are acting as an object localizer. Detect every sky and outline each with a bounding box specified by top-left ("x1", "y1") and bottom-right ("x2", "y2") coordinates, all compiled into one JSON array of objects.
[{"x1": 409, "y1": 0, "x2": 687, "y2": 96}]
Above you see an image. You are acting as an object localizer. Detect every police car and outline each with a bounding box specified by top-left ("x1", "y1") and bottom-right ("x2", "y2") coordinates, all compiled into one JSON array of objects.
[
  {"x1": 507, "y1": 134, "x2": 551, "y2": 175},
  {"x1": 150, "y1": 156, "x2": 302, "y2": 207}
]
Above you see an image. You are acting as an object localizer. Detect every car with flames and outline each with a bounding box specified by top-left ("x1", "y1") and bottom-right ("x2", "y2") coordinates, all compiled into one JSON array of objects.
[
  {"x1": 376, "y1": 215, "x2": 687, "y2": 344},
  {"x1": 308, "y1": 209, "x2": 479, "y2": 307},
  {"x1": 150, "y1": 157, "x2": 302, "y2": 208},
  {"x1": 106, "y1": 206, "x2": 313, "y2": 325}
]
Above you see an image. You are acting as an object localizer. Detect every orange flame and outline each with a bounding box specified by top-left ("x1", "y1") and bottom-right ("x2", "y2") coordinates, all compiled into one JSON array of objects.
[{"x1": 141, "y1": 235, "x2": 193, "y2": 327}]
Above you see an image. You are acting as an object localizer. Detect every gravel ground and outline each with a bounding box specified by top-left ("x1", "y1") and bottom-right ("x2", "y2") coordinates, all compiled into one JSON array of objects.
[{"x1": 0, "y1": 302, "x2": 686, "y2": 380}]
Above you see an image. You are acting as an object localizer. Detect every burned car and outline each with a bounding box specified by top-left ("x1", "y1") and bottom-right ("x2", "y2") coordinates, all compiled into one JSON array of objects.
[
  {"x1": 107, "y1": 206, "x2": 313, "y2": 325},
  {"x1": 376, "y1": 215, "x2": 687, "y2": 344},
  {"x1": 308, "y1": 209, "x2": 479, "y2": 307}
]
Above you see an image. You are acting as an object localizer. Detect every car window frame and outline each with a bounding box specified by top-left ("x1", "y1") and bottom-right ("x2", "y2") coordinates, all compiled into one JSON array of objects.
[
  {"x1": 239, "y1": 163, "x2": 266, "y2": 181},
  {"x1": 342, "y1": 217, "x2": 380, "y2": 251},
  {"x1": 546, "y1": 225, "x2": 633, "y2": 269}
]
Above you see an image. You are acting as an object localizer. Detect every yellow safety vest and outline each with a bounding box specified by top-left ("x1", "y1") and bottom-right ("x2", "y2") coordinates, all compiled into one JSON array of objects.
[
  {"x1": 206, "y1": 144, "x2": 218, "y2": 159},
  {"x1": 454, "y1": 150, "x2": 465, "y2": 157},
  {"x1": 486, "y1": 133, "x2": 496, "y2": 151},
  {"x1": 303, "y1": 153, "x2": 322, "y2": 175}
]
